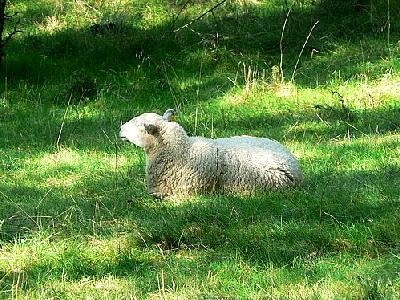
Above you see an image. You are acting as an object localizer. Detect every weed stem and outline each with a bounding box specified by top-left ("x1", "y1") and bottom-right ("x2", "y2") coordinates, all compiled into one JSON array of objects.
[{"x1": 290, "y1": 20, "x2": 319, "y2": 83}]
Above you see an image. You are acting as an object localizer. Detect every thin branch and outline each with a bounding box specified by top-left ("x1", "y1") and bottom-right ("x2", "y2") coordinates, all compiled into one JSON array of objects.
[
  {"x1": 290, "y1": 20, "x2": 319, "y2": 83},
  {"x1": 55, "y1": 94, "x2": 73, "y2": 150},
  {"x1": 3, "y1": 24, "x2": 22, "y2": 45},
  {"x1": 0, "y1": 1, "x2": 7, "y2": 47},
  {"x1": 171, "y1": 0, "x2": 193, "y2": 28},
  {"x1": 174, "y1": 0, "x2": 227, "y2": 33},
  {"x1": 1, "y1": 10, "x2": 21, "y2": 47},
  {"x1": 279, "y1": 7, "x2": 291, "y2": 83},
  {"x1": 5, "y1": 11, "x2": 19, "y2": 19}
]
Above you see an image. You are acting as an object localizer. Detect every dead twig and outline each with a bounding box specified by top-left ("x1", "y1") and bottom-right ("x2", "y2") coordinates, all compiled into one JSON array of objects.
[
  {"x1": 171, "y1": 0, "x2": 193, "y2": 29},
  {"x1": 55, "y1": 94, "x2": 73, "y2": 150},
  {"x1": 2, "y1": 20, "x2": 21, "y2": 46},
  {"x1": 290, "y1": 20, "x2": 319, "y2": 83},
  {"x1": 174, "y1": 0, "x2": 227, "y2": 33},
  {"x1": 0, "y1": 3, "x2": 21, "y2": 63},
  {"x1": 279, "y1": 7, "x2": 291, "y2": 83}
]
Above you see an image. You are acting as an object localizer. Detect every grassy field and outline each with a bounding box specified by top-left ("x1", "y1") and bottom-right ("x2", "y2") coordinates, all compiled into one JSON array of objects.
[{"x1": 1, "y1": 0, "x2": 400, "y2": 298}]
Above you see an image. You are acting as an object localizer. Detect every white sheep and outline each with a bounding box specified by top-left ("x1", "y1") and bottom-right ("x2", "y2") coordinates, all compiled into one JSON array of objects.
[{"x1": 120, "y1": 109, "x2": 302, "y2": 198}]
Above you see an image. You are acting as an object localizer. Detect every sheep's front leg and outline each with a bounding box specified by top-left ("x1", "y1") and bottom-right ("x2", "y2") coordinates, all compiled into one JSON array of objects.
[
  {"x1": 149, "y1": 191, "x2": 167, "y2": 200},
  {"x1": 147, "y1": 182, "x2": 169, "y2": 200}
]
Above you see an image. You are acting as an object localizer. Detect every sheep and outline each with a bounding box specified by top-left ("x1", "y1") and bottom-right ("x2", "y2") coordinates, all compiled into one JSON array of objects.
[{"x1": 119, "y1": 109, "x2": 302, "y2": 199}]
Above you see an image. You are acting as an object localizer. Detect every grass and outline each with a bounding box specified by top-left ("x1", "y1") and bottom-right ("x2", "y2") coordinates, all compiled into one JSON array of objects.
[{"x1": 1, "y1": 0, "x2": 400, "y2": 298}]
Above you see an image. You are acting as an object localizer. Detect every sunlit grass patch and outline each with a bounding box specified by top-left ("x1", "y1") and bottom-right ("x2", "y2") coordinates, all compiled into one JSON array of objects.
[
  {"x1": 1, "y1": 0, "x2": 400, "y2": 298},
  {"x1": 36, "y1": 15, "x2": 67, "y2": 34},
  {"x1": 32, "y1": 276, "x2": 140, "y2": 299}
]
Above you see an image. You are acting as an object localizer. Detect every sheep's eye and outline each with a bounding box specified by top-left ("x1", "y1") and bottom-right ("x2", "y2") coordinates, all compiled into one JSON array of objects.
[{"x1": 145, "y1": 124, "x2": 159, "y2": 135}]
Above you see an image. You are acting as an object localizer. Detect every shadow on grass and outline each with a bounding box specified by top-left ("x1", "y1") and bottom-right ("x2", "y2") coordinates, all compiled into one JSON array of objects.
[
  {"x1": 0, "y1": 160, "x2": 399, "y2": 294},
  {"x1": 0, "y1": 120, "x2": 399, "y2": 295},
  {"x1": 2, "y1": 0, "x2": 400, "y2": 95},
  {"x1": 1, "y1": 98, "x2": 398, "y2": 243},
  {"x1": 219, "y1": 105, "x2": 400, "y2": 141},
  {"x1": 1, "y1": 146, "x2": 399, "y2": 249},
  {"x1": 133, "y1": 164, "x2": 399, "y2": 252},
  {"x1": 0, "y1": 1, "x2": 400, "y2": 295},
  {"x1": 0, "y1": 91, "x2": 398, "y2": 154}
]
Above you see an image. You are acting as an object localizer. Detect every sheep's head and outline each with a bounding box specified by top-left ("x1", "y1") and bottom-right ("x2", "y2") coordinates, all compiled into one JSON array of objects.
[{"x1": 120, "y1": 109, "x2": 181, "y2": 152}]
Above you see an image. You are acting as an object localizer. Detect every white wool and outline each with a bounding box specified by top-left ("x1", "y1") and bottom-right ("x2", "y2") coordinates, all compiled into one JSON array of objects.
[{"x1": 120, "y1": 111, "x2": 302, "y2": 198}]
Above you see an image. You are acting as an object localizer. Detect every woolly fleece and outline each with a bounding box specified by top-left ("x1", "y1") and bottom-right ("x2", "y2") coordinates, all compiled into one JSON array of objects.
[{"x1": 120, "y1": 112, "x2": 302, "y2": 198}]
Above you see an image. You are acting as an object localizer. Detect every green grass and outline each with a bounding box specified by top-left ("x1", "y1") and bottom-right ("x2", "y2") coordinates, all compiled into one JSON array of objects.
[{"x1": 1, "y1": 0, "x2": 400, "y2": 298}]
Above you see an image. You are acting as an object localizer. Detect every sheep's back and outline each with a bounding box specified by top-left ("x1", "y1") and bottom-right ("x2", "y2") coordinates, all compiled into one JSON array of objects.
[{"x1": 214, "y1": 136, "x2": 302, "y2": 190}]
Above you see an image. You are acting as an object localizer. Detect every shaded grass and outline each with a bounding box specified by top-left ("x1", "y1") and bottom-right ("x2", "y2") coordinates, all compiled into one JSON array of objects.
[
  {"x1": 1, "y1": 0, "x2": 400, "y2": 298},
  {"x1": 1, "y1": 128, "x2": 399, "y2": 297}
]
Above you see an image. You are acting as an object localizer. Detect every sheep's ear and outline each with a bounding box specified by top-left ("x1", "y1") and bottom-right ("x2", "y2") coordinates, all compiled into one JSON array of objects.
[
  {"x1": 162, "y1": 109, "x2": 175, "y2": 122},
  {"x1": 144, "y1": 124, "x2": 159, "y2": 136}
]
